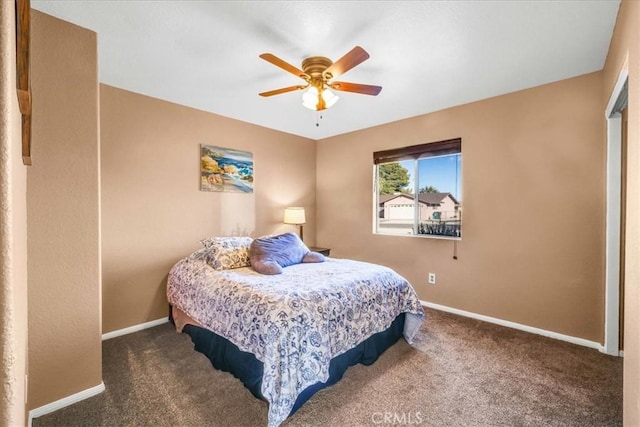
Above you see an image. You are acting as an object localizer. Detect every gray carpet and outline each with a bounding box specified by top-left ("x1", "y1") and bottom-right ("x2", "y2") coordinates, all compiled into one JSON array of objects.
[{"x1": 33, "y1": 308, "x2": 623, "y2": 427}]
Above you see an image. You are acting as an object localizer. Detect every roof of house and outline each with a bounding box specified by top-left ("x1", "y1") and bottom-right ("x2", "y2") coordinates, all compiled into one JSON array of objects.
[{"x1": 379, "y1": 192, "x2": 459, "y2": 205}]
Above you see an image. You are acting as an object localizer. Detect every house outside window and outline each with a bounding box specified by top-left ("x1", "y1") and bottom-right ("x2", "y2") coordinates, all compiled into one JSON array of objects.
[{"x1": 373, "y1": 138, "x2": 462, "y2": 239}]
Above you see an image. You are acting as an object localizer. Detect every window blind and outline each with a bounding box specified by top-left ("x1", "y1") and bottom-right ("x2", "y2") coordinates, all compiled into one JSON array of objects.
[{"x1": 373, "y1": 138, "x2": 461, "y2": 164}]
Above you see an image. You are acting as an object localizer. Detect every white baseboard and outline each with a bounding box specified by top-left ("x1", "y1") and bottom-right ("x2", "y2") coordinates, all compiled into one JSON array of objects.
[
  {"x1": 28, "y1": 382, "x2": 105, "y2": 427},
  {"x1": 102, "y1": 317, "x2": 169, "y2": 341},
  {"x1": 420, "y1": 300, "x2": 604, "y2": 351}
]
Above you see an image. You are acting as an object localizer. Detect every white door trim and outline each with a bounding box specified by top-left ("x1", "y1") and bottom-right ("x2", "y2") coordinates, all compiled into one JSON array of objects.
[{"x1": 603, "y1": 62, "x2": 628, "y2": 356}]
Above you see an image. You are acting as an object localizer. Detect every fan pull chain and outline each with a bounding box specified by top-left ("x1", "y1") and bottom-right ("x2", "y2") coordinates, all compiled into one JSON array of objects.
[{"x1": 316, "y1": 112, "x2": 324, "y2": 127}]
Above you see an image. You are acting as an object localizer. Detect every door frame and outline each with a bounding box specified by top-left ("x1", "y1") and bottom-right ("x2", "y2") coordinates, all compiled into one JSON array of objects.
[{"x1": 603, "y1": 63, "x2": 628, "y2": 356}]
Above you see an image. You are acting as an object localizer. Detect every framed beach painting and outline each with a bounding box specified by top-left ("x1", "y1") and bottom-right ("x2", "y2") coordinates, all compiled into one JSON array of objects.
[{"x1": 200, "y1": 145, "x2": 254, "y2": 193}]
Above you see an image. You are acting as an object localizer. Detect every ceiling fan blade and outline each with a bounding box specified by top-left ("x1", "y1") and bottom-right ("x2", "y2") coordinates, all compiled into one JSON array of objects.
[
  {"x1": 330, "y1": 81, "x2": 382, "y2": 96},
  {"x1": 324, "y1": 46, "x2": 370, "y2": 79},
  {"x1": 259, "y1": 85, "x2": 307, "y2": 97},
  {"x1": 259, "y1": 53, "x2": 308, "y2": 80}
]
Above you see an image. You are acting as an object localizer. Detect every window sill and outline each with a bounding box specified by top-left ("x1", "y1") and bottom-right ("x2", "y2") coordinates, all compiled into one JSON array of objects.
[{"x1": 373, "y1": 232, "x2": 462, "y2": 241}]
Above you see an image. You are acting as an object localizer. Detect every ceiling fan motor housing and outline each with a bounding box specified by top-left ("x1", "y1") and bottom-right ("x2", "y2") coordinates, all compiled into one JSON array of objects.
[{"x1": 302, "y1": 56, "x2": 334, "y2": 81}]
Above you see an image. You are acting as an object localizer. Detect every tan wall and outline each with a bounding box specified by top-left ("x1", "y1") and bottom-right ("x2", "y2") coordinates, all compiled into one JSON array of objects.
[
  {"x1": 317, "y1": 72, "x2": 605, "y2": 342},
  {"x1": 0, "y1": 1, "x2": 29, "y2": 425},
  {"x1": 603, "y1": 0, "x2": 640, "y2": 424},
  {"x1": 100, "y1": 85, "x2": 316, "y2": 333},
  {"x1": 28, "y1": 11, "x2": 102, "y2": 409}
]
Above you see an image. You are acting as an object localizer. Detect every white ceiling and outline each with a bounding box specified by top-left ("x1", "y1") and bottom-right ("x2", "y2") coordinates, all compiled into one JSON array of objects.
[{"x1": 31, "y1": 1, "x2": 620, "y2": 140}]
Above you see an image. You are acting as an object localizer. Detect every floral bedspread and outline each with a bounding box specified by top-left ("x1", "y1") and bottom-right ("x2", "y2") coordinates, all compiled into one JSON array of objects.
[{"x1": 167, "y1": 254, "x2": 425, "y2": 427}]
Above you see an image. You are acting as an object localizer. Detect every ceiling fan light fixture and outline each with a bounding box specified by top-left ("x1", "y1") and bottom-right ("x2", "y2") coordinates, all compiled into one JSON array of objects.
[
  {"x1": 302, "y1": 86, "x2": 319, "y2": 110},
  {"x1": 323, "y1": 88, "x2": 339, "y2": 108},
  {"x1": 301, "y1": 86, "x2": 339, "y2": 111}
]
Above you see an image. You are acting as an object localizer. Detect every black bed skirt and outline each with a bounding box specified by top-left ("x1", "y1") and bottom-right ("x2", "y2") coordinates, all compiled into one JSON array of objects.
[{"x1": 180, "y1": 313, "x2": 406, "y2": 416}]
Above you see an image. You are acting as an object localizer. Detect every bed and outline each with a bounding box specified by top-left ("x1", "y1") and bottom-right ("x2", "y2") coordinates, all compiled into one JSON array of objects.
[{"x1": 167, "y1": 236, "x2": 425, "y2": 427}]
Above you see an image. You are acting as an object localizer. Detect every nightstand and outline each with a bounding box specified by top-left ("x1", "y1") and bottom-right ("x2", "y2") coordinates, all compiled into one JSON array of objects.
[{"x1": 309, "y1": 247, "x2": 331, "y2": 256}]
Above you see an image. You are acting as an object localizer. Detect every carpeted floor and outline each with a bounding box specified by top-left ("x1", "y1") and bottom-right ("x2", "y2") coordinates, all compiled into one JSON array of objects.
[{"x1": 32, "y1": 308, "x2": 623, "y2": 427}]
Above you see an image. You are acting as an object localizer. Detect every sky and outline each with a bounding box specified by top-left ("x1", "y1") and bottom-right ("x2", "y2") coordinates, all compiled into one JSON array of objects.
[{"x1": 400, "y1": 153, "x2": 462, "y2": 200}]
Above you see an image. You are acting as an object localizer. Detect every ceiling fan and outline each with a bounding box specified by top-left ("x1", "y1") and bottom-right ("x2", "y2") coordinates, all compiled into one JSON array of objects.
[{"x1": 258, "y1": 46, "x2": 382, "y2": 111}]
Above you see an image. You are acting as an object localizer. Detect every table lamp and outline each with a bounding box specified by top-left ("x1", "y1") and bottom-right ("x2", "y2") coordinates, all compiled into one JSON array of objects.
[{"x1": 283, "y1": 207, "x2": 306, "y2": 241}]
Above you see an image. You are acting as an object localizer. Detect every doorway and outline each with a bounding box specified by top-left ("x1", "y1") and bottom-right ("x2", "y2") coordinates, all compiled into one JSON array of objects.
[
  {"x1": 604, "y1": 68, "x2": 627, "y2": 356},
  {"x1": 618, "y1": 106, "x2": 627, "y2": 351}
]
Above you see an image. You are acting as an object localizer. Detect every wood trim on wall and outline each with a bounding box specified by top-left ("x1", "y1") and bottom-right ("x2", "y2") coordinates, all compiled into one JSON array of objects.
[{"x1": 15, "y1": 0, "x2": 31, "y2": 165}]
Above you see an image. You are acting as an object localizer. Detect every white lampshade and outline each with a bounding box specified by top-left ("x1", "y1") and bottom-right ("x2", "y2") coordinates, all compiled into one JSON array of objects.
[
  {"x1": 322, "y1": 88, "x2": 339, "y2": 108},
  {"x1": 302, "y1": 87, "x2": 339, "y2": 111},
  {"x1": 283, "y1": 207, "x2": 306, "y2": 225},
  {"x1": 302, "y1": 87, "x2": 319, "y2": 110}
]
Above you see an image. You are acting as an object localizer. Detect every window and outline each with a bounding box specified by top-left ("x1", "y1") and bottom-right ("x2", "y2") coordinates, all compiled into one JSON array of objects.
[{"x1": 373, "y1": 138, "x2": 462, "y2": 238}]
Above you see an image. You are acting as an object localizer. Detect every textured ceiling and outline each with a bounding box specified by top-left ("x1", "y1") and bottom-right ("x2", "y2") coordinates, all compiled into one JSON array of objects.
[{"x1": 31, "y1": 1, "x2": 620, "y2": 140}]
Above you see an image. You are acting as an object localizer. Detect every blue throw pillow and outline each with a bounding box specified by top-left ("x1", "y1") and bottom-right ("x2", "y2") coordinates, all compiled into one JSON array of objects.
[{"x1": 249, "y1": 232, "x2": 325, "y2": 275}]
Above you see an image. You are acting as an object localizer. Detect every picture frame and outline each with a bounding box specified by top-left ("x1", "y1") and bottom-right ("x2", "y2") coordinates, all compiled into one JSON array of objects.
[{"x1": 200, "y1": 145, "x2": 254, "y2": 193}]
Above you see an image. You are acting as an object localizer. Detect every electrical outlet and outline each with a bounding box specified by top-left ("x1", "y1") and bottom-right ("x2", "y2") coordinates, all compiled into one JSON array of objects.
[{"x1": 428, "y1": 273, "x2": 436, "y2": 284}]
